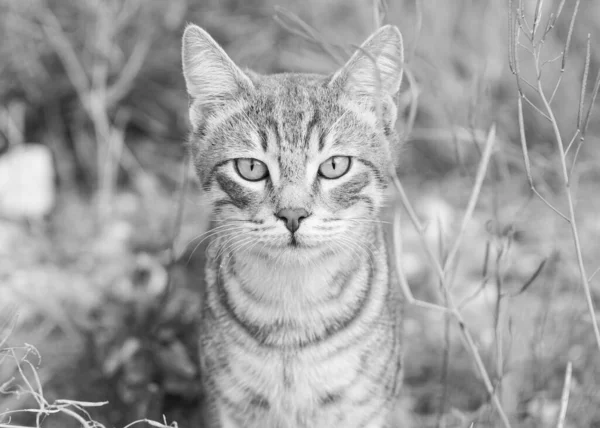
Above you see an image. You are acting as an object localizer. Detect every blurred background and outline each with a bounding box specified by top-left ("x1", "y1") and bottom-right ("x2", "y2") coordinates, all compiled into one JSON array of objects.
[{"x1": 1, "y1": 0, "x2": 600, "y2": 427}]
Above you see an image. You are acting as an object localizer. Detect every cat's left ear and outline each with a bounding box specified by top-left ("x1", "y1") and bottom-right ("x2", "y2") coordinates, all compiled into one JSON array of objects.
[
  {"x1": 329, "y1": 25, "x2": 404, "y2": 101},
  {"x1": 182, "y1": 24, "x2": 253, "y2": 127}
]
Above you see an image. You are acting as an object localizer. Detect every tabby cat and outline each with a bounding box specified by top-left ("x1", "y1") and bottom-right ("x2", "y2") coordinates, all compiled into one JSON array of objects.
[{"x1": 182, "y1": 23, "x2": 405, "y2": 428}]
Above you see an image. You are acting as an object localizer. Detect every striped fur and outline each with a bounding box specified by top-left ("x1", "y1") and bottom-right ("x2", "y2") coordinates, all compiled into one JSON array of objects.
[{"x1": 182, "y1": 24, "x2": 405, "y2": 428}]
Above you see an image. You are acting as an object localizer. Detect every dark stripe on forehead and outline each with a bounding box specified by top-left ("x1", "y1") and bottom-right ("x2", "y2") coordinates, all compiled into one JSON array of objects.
[
  {"x1": 248, "y1": 95, "x2": 279, "y2": 150},
  {"x1": 258, "y1": 128, "x2": 268, "y2": 152},
  {"x1": 318, "y1": 131, "x2": 327, "y2": 152},
  {"x1": 305, "y1": 104, "x2": 321, "y2": 148},
  {"x1": 209, "y1": 111, "x2": 259, "y2": 148}
]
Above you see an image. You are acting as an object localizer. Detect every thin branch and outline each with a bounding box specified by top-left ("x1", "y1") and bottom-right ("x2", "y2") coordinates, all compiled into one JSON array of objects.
[
  {"x1": 391, "y1": 126, "x2": 512, "y2": 428},
  {"x1": 512, "y1": 258, "x2": 547, "y2": 296},
  {"x1": 411, "y1": 0, "x2": 423, "y2": 61},
  {"x1": 508, "y1": 1, "x2": 516, "y2": 74},
  {"x1": 273, "y1": 6, "x2": 347, "y2": 65},
  {"x1": 553, "y1": 0, "x2": 567, "y2": 27},
  {"x1": 519, "y1": 76, "x2": 538, "y2": 92},
  {"x1": 541, "y1": 52, "x2": 563, "y2": 68},
  {"x1": 532, "y1": 188, "x2": 569, "y2": 222},
  {"x1": 458, "y1": 277, "x2": 491, "y2": 310},
  {"x1": 549, "y1": 73, "x2": 564, "y2": 104},
  {"x1": 565, "y1": 129, "x2": 580, "y2": 155},
  {"x1": 393, "y1": 206, "x2": 416, "y2": 303},
  {"x1": 517, "y1": 41, "x2": 534, "y2": 55},
  {"x1": 443, "y1": 125, "x2": 496, "y2": 274},
  {"x1": 582, "y1": 66, "x2": 600, "y2": 137},
  {"x1": 531, "y1": 0, "x2": 544, "y2": 40},
  {"x1": 556, "y1": 361, "x2": 572, "y2": 428},
  {"x1": 106, "y1": 33, "x2": 152, "y2": 108},
  {"x1": 589, "y1": 265, "x2": 600, "y2": 282},
  {"x1": 403, "y1": 66, "x2": 420, "y2": 136},
  {"x1": 38, "y1": 7, "x2": 90, "y2": 110},
  {"x1": 372, "y1": 0, "x2": 388, "y2": 28},
  {"x1": 534, "y1": 51, "x2": 600, "y2": 355},
  {"x1": 518, "y1": 9, "x2": 533, "y2": 39},
  {"x1": 522, "y1": 94, "x2": 551, "y2": 121},
  {"x1": 516, "y1": 95, "x2": 570, "y2": 222},
  {"x1": 571, "y1": 66, "x2": 600, "y2": 177},
  {"x1": 543, "y1": 12, "x2": 555, "y2": 39},
  {"x1": 577, "y1": 35, "x2": 591, "y2": 130},
  {"x1": 561, "y1": 0, "x2": 581, "y2": 71}
]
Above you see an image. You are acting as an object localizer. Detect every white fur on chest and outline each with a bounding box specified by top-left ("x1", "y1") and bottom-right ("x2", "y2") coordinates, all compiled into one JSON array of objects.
[{"x1": 224, "y1": 343, "x2": 365, "y2": 426}]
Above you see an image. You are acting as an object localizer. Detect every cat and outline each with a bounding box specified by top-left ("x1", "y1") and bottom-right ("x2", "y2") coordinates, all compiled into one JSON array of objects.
[{"x1": 182, "y1": 22, "x2": 405, "y2": 428}]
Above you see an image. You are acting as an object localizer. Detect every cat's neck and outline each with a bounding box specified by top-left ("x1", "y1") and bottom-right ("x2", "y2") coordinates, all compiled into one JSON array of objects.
[
  {"x1": 233, "y1": 250, "x2": 352, "y2": 304},
  {"x1": 221, "y1": 225, "x2": 381, "y2": 305},
  {"x1": 207, "y1": 225, "x2": 389, "y2": 347}
]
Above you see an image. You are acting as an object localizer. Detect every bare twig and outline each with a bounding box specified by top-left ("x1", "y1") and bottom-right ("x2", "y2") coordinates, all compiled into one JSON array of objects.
[
  {"x1": 531, "y1": 0, "x2": 545, "y2": 40},
  {"x1": 511, "y1": 0, "x2": 600, "y2": 354},
  {"x1": 411, "y1": 0, "x2": 423, "y2": 61},
  {"x1": 556, "y1": 361, "x2": 573, "y2": 428},
  {"x1": 577, "y1": 35, "x2": 591, "y2": 130},
  {"x1": 516, "y1": 92, "x2": 569, "y2": 222},
  {"x1": 38, "y1": 7, "x2": 90, "y2": 110},
  {"x1": 393, "y1": 126, "x2": 512, "y2": 428},
  {"x1": 513, "y1": 258, "x2": 547, "y2": 296},
  {"x1": 272, "y1": 6, "x2": 347, "y2": 65},
  {"x1": 443, "y1": 124, "x2": 496, "y2": 275},
  {"x1": 521, "y1": 95, "x2": 550, "y2": 121},
  {"x1": 533, "y1": 57, "x2": 600, "y2": 354},
  {"x1": 106, "y1": 33, "x2": 152, "y2": 108},
  {"x1": 372, "y1": 0, "x2": 388, "y2": 28},
  {"x1": 561, "y1": 0, "x2": 581, "y2": 71}
]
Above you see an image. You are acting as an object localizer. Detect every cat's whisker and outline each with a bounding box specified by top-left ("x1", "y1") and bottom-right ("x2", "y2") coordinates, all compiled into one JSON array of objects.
[
  {"x1": 346, "y1": 218, "x2": 393, "y2": 225},
  {"x1": 215, "y1": 231, "x2": 257, "y2": 261},
  {"x1": 335, "y1": 236, "x2": 367, "y2": 266},
  {"x1": 226, "y1": 235, "x2": 258, "y2": 259},
  {"x1": 338, "y1": 232, "x2": 377, "y2": 264},
  {"x1": 203, "y1": 228, "x2": 250, "y2": 254},
  {"x1": 184, "y1": 224, "x2": 247, "y2": 262}
]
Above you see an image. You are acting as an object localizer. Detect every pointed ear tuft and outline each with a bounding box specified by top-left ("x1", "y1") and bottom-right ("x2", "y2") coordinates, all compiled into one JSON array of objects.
[
  {"x1": 182, "y1": 24, "x2": 253, "y2": 108},
  {"x1": 330, "y1": 25, "x2": 404, "y2": 99}
]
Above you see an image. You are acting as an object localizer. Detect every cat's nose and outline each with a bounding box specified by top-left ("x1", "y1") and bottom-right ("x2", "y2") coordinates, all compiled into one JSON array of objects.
[{"x1": 276, "y1": 208, "x2": 309, "y2": 233}]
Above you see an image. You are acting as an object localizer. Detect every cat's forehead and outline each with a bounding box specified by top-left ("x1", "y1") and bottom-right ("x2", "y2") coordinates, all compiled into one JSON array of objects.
[
  {"x1": 251, "y1": 72, "x2": 329, "y2": 100},
  {"x1": 242, "y1": 73, "x2": 341, "y2": 152}
]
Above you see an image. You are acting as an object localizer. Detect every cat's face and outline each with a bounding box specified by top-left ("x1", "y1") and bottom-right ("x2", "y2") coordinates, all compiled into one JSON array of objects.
[{"x1": 182, "y1": 25, "x2": 403, "y2": 260}]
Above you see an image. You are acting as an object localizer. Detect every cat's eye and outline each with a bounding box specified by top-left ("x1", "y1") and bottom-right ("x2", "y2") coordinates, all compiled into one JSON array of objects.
[
  {"x1": 318, "y1": 156, "x2": 351, "y2": 179},
  {"x1": 235, "y1": 158, "x2": 269, "y2": 181}
]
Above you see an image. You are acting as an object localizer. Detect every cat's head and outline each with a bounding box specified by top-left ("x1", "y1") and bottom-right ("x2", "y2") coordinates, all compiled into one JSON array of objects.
[{"x1": 182, "y1": 24, "x2": 403, "y2": 260}]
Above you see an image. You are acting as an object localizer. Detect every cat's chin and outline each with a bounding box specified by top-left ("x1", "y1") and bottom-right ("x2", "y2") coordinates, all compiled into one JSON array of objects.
[{"x1": 248, "y1": 236, "x2": 332, "y2": 264}]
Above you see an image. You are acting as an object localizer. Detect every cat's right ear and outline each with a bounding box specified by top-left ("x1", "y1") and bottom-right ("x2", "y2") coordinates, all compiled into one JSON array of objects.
[
  {"x1": 182, "y1": 24, "x2": 253, "y2": 126},
  {"x1": 328, "y1": 25, "x2": 404, "y2": 101}
]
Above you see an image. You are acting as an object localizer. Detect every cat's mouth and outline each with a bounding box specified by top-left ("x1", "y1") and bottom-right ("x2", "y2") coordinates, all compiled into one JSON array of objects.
[
  {"x1": 283, "y1": 232, "x2": 321, "y2": 251},
  {"x1": 283, "y1": 232, "x2": 308, "y2": 249}
]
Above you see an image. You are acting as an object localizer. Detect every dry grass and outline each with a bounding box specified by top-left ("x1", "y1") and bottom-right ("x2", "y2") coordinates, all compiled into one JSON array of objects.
[
  {"x1": 2, "y1": 0, "x2": 600, "y2": 427},
  {"x1": 0, "y1": 311, "x2": 176, "y2": 428}
]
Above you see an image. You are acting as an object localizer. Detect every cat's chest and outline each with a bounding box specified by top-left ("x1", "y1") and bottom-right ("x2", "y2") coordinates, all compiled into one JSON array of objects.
[
  {"x1": 240, "y1": 349, "x2": 361, "y2": 425},
  {"x1": 243, "y1": 347, "x2": 356, "y2": 394}
]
